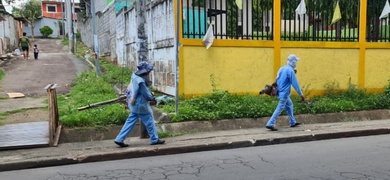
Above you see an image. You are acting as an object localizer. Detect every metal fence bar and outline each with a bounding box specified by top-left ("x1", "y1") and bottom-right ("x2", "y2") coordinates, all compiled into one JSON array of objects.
[
  {"x1": 246, "y1": 0, "x2": 249, "y2": 39},
  {"x1": 180, "y1": 0, "x2": 381, "y2": 42},
  {"x1": 219, "y1": 0, "x2": 222, "y2": 39}
]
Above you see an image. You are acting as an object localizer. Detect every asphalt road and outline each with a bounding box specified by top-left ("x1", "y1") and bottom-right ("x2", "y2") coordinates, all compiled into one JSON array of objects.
[{"x1": 1, "y1": 134, "x2": 389, "y2": 180}]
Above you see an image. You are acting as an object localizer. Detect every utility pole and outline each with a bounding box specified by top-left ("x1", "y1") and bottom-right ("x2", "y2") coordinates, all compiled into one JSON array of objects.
[
  {"x1": 72, "y1": 0, "x2": 76, "y2": 53},
  {"x1": 62, "y1": 0, "x2": 65, "y2": 40},
  {"x1": 136, "y1": 0, "x2": 148, "y2": 63},
  {"x1": 91, "y1": 0, "x2": 101, "y2": 77},
  {"x1": 175, "y1": 0, "x2": 180, "y2": 114},
  {"x1": 136, "y1": 0, "x2": 149, "y2": 138},
  {"x1": 65, "y1": 0, "x2": 73, "y2": 53}
]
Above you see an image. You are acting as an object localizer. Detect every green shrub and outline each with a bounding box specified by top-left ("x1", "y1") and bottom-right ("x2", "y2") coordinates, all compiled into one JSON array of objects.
[
  {"x1": 160, "y1": 80, "x2": 390, "y2": 122},
  {"x1": 40, "y1": 26, "x2": 54, "y2": 38},
  {"x1": 58, "y1": 59, "x2": 132, "y2": 127},
  {"x1": 76, "y1": 31, "x2": 82, "y2": 41},
  {"x1": 0, "y1": 69, "x2": 4, "y2": 81},
  {"x1": 59, "y1": 43, "x2": 390, "y2": 126}
]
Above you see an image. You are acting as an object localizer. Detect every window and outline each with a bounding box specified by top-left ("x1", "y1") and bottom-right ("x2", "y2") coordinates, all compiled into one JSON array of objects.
[{"x1": 47, "y1": 5, "x2": 56, "y2": 13}]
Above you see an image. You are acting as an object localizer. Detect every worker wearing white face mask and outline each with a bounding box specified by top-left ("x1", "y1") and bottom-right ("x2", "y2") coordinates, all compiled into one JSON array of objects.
[
  {"x1": 265, "y1": 54, "x2": 305, "y2": 131},
  {"x1": 115, "y1": 61, "x2": 165, "y2": 147}
]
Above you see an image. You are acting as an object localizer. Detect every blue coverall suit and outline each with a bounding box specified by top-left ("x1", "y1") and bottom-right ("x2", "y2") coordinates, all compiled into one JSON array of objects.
[
  {"x1": 266, "y1": 64, "x2": 303, "y2": 127},
  {"x1": 115, "y1": 73, "x2": 159, "y2": 144}
]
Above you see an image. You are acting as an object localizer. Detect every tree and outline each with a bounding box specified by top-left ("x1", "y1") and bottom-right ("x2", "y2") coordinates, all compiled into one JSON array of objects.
[{"x1": 12, "y1": 0, "x2": 41, "y2": 38}]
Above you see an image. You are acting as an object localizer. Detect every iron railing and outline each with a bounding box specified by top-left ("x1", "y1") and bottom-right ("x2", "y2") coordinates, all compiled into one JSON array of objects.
[
  {"x1": 182, "y1": 0, "x2": 273, "y2": 40},
  {"x1": 367, "y1": 0, "x2": 390, "y2": 42},
  {"x1": 182, "y1": 0, "x2": 390, "y2": 42},
  {"x1": 281, "y1": 0, "x2": 359, "y2": 42}
]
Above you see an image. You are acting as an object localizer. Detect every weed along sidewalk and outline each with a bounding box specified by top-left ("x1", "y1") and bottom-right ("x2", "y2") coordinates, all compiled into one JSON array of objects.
[
  {"x1": 1, "y1": 117, "x2": 390, "y2": 172},
  {"x1": 58, "y1": 109, "x2": 390, "y2": 143}
]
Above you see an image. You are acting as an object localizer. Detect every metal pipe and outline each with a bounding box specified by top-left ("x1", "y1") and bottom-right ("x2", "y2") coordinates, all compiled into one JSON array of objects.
[
  {"x1": 66, "y1": 0, "x2": 73, "y2": 53},
  {"x1": 175, "y1": 0, "x2": 180, "y2": 114},
  {"x1": 72, "y1": 0, "x2": 76, "y2": 53},
  {"x1": 62, "y1": 0, "x2": 65, "y2": 40},
  {"x1": 91, "y1": 0, "x2": 101, "y2": 77}
]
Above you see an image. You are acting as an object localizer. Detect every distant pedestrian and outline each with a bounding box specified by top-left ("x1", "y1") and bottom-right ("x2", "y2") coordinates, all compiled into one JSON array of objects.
[
  {"x1": 265, "y1": 54, "x2": 305, "y2": 131},
  {"x1": 18, "y1": 32, "x2": 32, "y2": 60},
  {"x1": 114, "y1": 61, "x2": 165, "y2": 147},
  {"x1": 33, "y1": 44, "x2": 39, "y2": 60}
]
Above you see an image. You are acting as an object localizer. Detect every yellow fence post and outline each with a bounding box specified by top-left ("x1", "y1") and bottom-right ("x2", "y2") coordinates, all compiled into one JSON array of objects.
[
  {"x1": 359, "y1": 0, "x2": 367, "y2": 89},
  {"x1": 273, "y1": 0, "x2": 281, "y2": 78}
]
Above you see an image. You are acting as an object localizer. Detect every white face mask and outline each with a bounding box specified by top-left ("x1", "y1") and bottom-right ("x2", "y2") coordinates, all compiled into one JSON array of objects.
[{"x1": 288, "y1": 60, "x2": 297, "y2": 68}]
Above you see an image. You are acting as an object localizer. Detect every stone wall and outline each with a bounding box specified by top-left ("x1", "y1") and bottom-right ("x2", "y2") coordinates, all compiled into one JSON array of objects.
[
  {"x1": 23, "y1": 18, "x2": 61, "y2": 38},
  {"x1": 0, "y1": 15, "x2": 20, "y2": 54},
  {"x1": 146, "y1": 0, "x2": 175, "y2": 95},
  {"x1": 78, "y1": 1, "x2": 116, "y2": 60},
  {"x1": 79, "y1": 0, "x2": 176, "y2": 96}
]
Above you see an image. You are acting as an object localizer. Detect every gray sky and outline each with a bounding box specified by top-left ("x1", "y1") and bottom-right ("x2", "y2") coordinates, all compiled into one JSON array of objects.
[{"x1": 3, "y1": 0, "x2": 25, "y2": 12}]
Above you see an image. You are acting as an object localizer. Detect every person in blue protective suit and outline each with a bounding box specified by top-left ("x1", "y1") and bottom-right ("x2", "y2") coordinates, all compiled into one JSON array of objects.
[
  {"x1": 114, "y1": 61, "x2": 165, "y2": 147},
  {"x1": 265, "y1": 54, "x2": 305, "y2": 131}
]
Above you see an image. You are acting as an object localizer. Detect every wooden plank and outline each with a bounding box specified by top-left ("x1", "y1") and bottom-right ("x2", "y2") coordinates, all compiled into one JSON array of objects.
[
  {"x1": 6, "y1": 93, "x2": 25, "y2": 98},
  {"x1": 53, "y1": 125, "x2": 62, "y2": 147}
]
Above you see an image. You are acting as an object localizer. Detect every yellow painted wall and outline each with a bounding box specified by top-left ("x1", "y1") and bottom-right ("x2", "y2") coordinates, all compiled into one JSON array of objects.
[
  {"x1": 182, "y1": 46, "x2": 367, "y2": 97},
  {"x1": 281, "y1": 48, "x2": 360, "y2": 94},
  {"x1": 365, "y1": 49, "x2": 390, "y2": 91},
  {"x1": 182, "y1": 46, "x2": 274, "y2": 96},
  {"x1": 177, "y1": 0, "x2": 390, "y2": 97}
]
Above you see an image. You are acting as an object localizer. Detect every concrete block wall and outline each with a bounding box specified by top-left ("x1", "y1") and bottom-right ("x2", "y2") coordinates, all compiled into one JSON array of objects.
[
  {"x1": 116, "y1": 9, "x2": 125, "y2": 65},
  {"x1": 78, "y1": 17, "x2": 93, "y2": 49},
  {"x1": 109, "y1": 5, "x2": 117, "y2": 61},
  {"x1": 78, "y1": 1, "x2": 115, "y2": 59},
  {"x1": 124, "y1": 6, "x2": 138, "y2": 70},
  {"x1": 79, "y1": 0, "x2": 176, "y2": 96},
  {"x1": 147, "y1": 0, "x2": 175, "y2": 95},
  {"x1": 0, "y1": 15, "x2": 19, "y2": 53},
  {"x1": 95, "y1": 1, "x2": 107, "y2": 13}
]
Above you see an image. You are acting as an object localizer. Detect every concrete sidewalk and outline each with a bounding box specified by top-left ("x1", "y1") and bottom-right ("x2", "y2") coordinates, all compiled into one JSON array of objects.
[{"x1": 1, "y1": 119, "x2": 390, "y2": 172}]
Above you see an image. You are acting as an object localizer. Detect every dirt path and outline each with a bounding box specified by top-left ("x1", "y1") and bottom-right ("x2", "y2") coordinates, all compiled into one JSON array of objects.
[{"x1": 0, "y1": 38, "x2": 90, "y2": 125}]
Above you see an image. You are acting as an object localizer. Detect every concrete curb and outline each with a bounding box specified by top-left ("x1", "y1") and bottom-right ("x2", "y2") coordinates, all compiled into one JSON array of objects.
[
  {"x1": 59, "y1": 109, "x2": 390, "y2": 143},
  {"x1": 2, "y1": 127, "x2": 390, "y2": 172}
]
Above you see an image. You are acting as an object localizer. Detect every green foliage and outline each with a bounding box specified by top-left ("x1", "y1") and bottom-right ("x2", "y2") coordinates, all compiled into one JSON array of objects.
[
  {"x1": 0, "y1": 69, "x2": 4, "y2": 81},
  {"x1": 74, "y1": 41, "x2": 88, "y2": 58},
  {"x1": 12, "y1": 0, "x2": 41, "y2": 21},
  {"x1": 210, "y1": 74, "x2": 217, "y2": 92},
  {"x1": 99, "y1": 60, "x2": 132, "y2": 85},
  {"x1": 191, "y1": 0, "x2": 205, "y2": 7},
  {"x1": 160, "y1": 80, "x2": 390, "y2": 122},
  {"x1": 60, "y1": 52, "x2": 389, "y2": 127},
  {"x1": 226, "y1": 0, "x2": 238, "y2": 39},
  {"x1": 61, "y1": 39, "x2": 70, "y2": 46},
  {"x1": 58, "y1": 59, "x2": 133, "y2": 128},
  {"x1": 161, "y1": 90, "x2": 278, "y2": 122},
  {"x1": 39, "y1": 26, "x2": 54, "y2": 38},
  {"x1": 379, "y1": 80, "x2": 390, "y2": 109},
  {"x1": 76, "y1": 31, "x2": 82, "y2": 42},
  {"x1": 158, "y1": 131, "x2": 184, "y2": 138}
]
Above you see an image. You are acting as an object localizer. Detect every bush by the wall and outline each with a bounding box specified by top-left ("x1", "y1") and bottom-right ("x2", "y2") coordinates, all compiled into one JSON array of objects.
[
  {"x1": 40, "y1": 26, "x2": 53, "y2": 38},
  {"x1": 160, "y1": 81, "x2": 390, "y2": 122}
]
